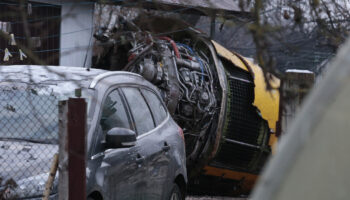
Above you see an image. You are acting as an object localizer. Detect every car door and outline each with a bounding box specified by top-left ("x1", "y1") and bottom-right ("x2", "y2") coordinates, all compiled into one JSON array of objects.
[
  {"x1": 121, "y1": 87, "x2": 169, "y2": 199},
  {"x1": 93, "y1": 88, "x2": 141, "y2": 200},
  {"x1": 139, "y1": 88, "x2": 174, "y2": 199}
]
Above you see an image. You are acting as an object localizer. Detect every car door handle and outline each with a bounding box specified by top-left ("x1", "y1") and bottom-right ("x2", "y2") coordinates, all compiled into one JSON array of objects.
[
  {"x1": 162, "y1": 142, "x2": 170, "y2": 152},
  {"x1": 135, "y1": 154, "x2": 145, "y2": 164}
]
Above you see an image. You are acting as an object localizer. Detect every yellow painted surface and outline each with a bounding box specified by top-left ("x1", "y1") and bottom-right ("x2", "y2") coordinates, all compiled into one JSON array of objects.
[
  {"x1": 211, "y1": 41, "x2": 249, "y2": 71},
  {"x1": 203, "y1": 166, "x2": 258, "y2": 192},
  {"x1": 269, "y1": 134, "x2": 278, "y2": 153},
  {"x1": 212, "y1": 41, "x2": 280, "y2": 149},
  {"x1": 204, "y1": 42, "x2": 281, "y2": 186}
]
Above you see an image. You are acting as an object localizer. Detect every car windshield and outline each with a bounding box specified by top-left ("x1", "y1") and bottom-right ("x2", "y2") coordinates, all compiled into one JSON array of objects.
[{"x1": 0, "y1": 83, "x2": 93, "y2": 144}]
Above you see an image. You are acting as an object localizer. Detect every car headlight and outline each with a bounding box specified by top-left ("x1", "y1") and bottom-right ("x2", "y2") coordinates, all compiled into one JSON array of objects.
[{"x1": 4, "y1": 172, "x2": 58, "y2": 199}]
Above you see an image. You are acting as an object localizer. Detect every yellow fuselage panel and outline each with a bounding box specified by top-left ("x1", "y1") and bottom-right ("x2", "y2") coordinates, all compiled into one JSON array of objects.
[
  {"x1": 211, "y1": 41, "x2": 280, "y2": 148},
  {"x1": 211, "y1": 40, "x2": 249, "y2": 71}
]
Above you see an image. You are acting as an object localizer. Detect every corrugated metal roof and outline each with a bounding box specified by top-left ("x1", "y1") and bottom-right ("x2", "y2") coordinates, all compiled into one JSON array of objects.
[
  {"x1": 152, "y1": 0, "x2": 246, "y2": 12},
  {"x1": 106, "y1": 0, "x2": 251, "y2": 18}
]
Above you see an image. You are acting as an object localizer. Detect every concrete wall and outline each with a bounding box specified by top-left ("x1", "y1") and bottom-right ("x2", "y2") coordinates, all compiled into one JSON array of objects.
[{"x1": 60, "y1": 2, "x2": 94, "y2": 67}]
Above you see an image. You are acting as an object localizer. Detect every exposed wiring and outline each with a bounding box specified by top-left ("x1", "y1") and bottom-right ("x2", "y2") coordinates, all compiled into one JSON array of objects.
[
  {"x1": 158, "y1": 36, "x2": 181, "y2": 59},
  {"x1": 176, "y1": 43, "x2": 205, "y2": 83},
  {"x1": 122, "y1": 33, "x2": 154, "y2": 71}
]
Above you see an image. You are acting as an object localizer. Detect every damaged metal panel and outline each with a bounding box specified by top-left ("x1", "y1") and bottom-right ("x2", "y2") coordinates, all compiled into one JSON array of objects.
[{"x1": 92, "y1": 14, "x2": 280, "y2": 195}]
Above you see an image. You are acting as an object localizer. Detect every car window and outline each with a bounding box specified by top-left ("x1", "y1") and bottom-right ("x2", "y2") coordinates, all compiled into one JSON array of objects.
[
  {"x1": 141, "y1": 89, "x2": 167, "y2": 125},
  {"x1": 100, "y1": 89, "x2": 131, "y2": 132},
  {"x1": 121, "y1": 87, "x2": 155, "y2": 135}
]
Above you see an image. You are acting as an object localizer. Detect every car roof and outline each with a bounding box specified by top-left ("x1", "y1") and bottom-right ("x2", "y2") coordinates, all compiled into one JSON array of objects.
[
  {"x1": 0, "y1": 65, "x2": 106, "y2": 87},
  {"x1": 0, "y1": 65, "x2": 160, "y2": 94}
]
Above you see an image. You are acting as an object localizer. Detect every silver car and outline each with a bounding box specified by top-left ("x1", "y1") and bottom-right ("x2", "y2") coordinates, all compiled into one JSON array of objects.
[{"x1": 0, "y1": 65, "x2": 187, "y2": 200}]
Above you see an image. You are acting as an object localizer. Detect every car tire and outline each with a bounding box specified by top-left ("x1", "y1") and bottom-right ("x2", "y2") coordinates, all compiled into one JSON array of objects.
[{"x1": 169, "y1": 183, "x2": 184, "y2": 200}]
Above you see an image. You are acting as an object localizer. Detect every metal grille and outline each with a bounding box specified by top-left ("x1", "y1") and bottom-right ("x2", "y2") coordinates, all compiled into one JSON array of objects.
[
  {"x1": 225, "y1": 78, "x2": 261, "y2": 145},
  {"x1": 211, "y1": 67, "x2": 270, "y2": 173},
  {"x1": 213, "y1": 142, "x2": 259, "y2": 169},
  {"x1": 0, "y1": 85, "x2": 59, "y2": 199}
]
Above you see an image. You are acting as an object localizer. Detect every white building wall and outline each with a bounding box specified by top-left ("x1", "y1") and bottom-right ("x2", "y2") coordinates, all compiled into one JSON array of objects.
[
  {"x1": 31, "y1": 0, "x2": 95, "y2": 67},
  {"x1": 60, "y1": 2, "x2": 94, "y2": 67}
]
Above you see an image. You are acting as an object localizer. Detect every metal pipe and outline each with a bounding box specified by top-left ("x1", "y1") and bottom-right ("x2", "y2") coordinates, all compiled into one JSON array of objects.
[
  {"x1": 122, "y1": 33, "x2": 154, "y2": 71},
  {"x1": 158, "y1": 36, "x2": 180, "y2": 59},
  {"x1": 176, "y1": 58, "x2": 202, "y2": 71},
  {"x1": 171, "y1": 52, "x2": 195, "y2": 104},
  {"x1": 224, "y1": 138, "x2": 261, "y2": 150},
  {"x1": 176, "y1": 43, "x2": 205, "y2": 84}
]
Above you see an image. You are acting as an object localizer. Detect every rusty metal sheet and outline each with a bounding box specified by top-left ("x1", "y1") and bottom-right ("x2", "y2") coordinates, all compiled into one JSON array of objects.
[{"x1": 67, "y1": 98, "x2": 87, "y2": 200}]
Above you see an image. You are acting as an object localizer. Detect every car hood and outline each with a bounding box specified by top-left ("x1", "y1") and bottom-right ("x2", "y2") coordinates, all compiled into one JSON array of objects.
[{"x1": 0, "y1": 140, "x2": 58, "y2": 187}]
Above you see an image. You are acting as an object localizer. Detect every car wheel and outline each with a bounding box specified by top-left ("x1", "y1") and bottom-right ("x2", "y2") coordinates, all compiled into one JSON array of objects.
[{"x1": 169, "y1": 183, "x2": 183, "y2": 200}]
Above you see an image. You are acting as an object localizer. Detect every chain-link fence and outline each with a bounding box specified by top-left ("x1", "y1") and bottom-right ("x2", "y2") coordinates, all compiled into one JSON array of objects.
[{"x1": 0, "y1": 85, "x2": 59, "y2": 199}]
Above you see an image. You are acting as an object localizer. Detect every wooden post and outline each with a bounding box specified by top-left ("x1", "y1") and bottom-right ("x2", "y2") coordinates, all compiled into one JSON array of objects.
[
  {"x1": 58, "y1": 98, "x2": 87, "y2": 200},
  {"x1": 42, "y1": 153, "x2": 59, "y2": 200}
]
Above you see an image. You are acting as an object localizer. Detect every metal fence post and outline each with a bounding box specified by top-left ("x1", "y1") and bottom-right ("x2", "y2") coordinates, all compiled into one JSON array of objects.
[
  {"x1": 58, "y1": 98, "x2": 87, "y2": 200},
  {"x1": 277, "y1": 70, "x2": 315, "y2": 136},
  {"x1": 58, "y1": 100, "x2": 68, "y2": 200}
]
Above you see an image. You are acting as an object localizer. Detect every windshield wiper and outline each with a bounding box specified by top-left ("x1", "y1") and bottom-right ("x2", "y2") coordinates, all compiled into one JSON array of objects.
[{"x1": 0, "y1": 137, "x2": 56, "y2": 144}]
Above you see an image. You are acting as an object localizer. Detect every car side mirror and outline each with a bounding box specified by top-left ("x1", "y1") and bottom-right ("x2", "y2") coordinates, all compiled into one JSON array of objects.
[{"x1": 106, "y1": 127, "x2": 136, "y2": 148}]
